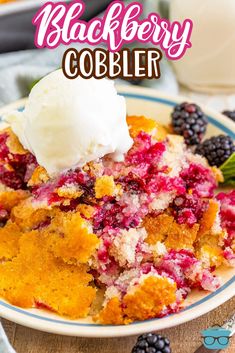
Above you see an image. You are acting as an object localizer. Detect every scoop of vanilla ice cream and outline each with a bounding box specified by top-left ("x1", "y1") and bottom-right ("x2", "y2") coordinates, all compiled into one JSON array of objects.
[{"x1": 5, "y1": 70, "x2": 133, "y2": 176}]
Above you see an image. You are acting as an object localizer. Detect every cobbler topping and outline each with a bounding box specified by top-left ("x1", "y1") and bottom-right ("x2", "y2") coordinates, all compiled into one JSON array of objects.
[
  {"x1": 157, "y1": 249, "x2": 220, "y2": 292},
  {"x1": 180, "y1": 163, "x2": 217, "y2": 198},
  {"x1": 171, "y1": 194, "x2": 208, "y2": 226},
  {"x1": 0, "y1": 116, "x2": 233, "y2": 324},
  {"x1": 216, "y1": 191, "x2": 235, "y2": 247},
  {"x1": 127, "y1": 115, "x2": 168, "y2": 141},
  {"x1": 0, "y1": 129, "x2": 37, "y2": 190}
]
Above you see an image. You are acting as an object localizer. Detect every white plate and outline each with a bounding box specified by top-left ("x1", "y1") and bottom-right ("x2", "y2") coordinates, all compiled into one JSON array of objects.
[{"x1": 0, "y1": 85, "x2": 234, "y2": 337}]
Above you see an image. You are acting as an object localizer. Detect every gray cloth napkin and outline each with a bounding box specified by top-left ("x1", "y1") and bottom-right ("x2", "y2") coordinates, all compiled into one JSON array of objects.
[
  {"x1": 0, "y1": 323, "x2": 16, "y2": 353},
  {"x1": 0, "y1": 45, "x2": 178, "y2": 108}
]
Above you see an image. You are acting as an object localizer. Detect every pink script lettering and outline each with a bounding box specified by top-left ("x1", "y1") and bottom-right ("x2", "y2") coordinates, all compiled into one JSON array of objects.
[{"x1": 32, "y1": 0, "x2": 193, "y2": 60}]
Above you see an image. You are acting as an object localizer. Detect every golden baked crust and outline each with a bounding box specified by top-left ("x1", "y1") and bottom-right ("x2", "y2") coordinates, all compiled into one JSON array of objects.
[
  {"x1": 56, "y1": 185, "x2": 83, "y2": 199},
  {"x1": 197, "y1": 244, "x2": 224, "y2": 267},
  {"x1": 0, "y1": 188, "x2": 28, "y2": 211},
  {"x1": 195, "y1": 199, "x2": 225, "y2": 267},
  {"x1": 98, "y1": 297, "x2": 125, "y2": 325},
  {"x1": 144, "y1": 213, "x2": 199, "y2": 250},
  {"x1": 4, "y1": 128, "x2": 27, "y2": 155},
  {"x1": 28, "y1": 166, "x2": 50, "y2": 186},
  {"x1": 77, "y1": 204, "x2": 95, "y2": 219},
  {"x1": 98, "y1": 276, "x2": 177, "y2": 324},
  {"x1": 198, "y1": 199, "x2": 219, "y2": 238},
  {"x1": 127, "y1": 115, "x2": 168, "y2": 141},
  {"x1": 11, "y1": 199, "x2": 52, "y2": 231},
  {"x1": 165, "y1": 222, "x2": 199, "y2": 250},
  {"x1": 0, "y1": 230, "x2": 96, "y2": 317},
  {"x1": 123, "y1": 276, "x2": 176, "y2": 321},
  {"x1": 211, "y1": 166, "x2": 224, "y2": 183},
  {"x1": 95, "y1": 175, "x2": 119, "y2": 198},
  {"x1": 45, "y1": 211, "x2": 99, "y2": 264},
  {"x1": 0, "y1": 222, "x2": 21, "y2": 260},
  {"x1": 144, "y1": 214, "x2": 174, "y2": 244}
]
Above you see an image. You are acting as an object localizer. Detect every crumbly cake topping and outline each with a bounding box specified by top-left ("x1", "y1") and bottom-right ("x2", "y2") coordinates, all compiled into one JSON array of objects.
[
  {"x1": 127, "y1": 115, "x2": 168, "y2": 141},
  {"x1": 109, "y1": 228, "x2": 147, "y2": 267},
  {"x1": 5, "y1": 128, "x2": 27, "y2": 155},
  {"x1": 98, "y1": 276, "x2": 177, "y2": 324},
  {"x1": 0, "y1": 117, "x2": 233, "y2": 323},
  {"x1": 144, "y1": 214, "x2": 174, "y2": 245},
  {"x1": 0, "y1": 222, "x2": 21, "y2": 261},
  {"x1": 0, "y1": 188, "x2": 28, "y2": 211},
  {"x1": 123, "y1": 276, "x2": 177, "y2": 322},
  {"x1": 44, "y1": 211, "x2": 99, "y2": 264},
  {"x1": 0, "y1": 229, "x2": 96, "y2": 318},
  {"x1": 28, "y1": 166, "x2": 50, "y2": 186},
  {"x1": 94, "y1": 175, "x2": 120, "y2": 198}
]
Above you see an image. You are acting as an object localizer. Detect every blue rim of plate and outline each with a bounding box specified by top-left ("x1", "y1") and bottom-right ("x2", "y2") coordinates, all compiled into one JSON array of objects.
[
  {"x1": 124, "y1": 93, "x2": 235, "y2": 139},
  {"x1": 0, "y1": 92, "x2": 234, "y2": 327}
]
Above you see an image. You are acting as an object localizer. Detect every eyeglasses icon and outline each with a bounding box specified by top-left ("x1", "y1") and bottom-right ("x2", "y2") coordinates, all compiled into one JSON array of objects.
[
  {"x1": 201, "y1": 326, "x2": 232, "y2": 350},
  {"x1": 203, "y1": 336, "x2": 230, "y2": 346}
]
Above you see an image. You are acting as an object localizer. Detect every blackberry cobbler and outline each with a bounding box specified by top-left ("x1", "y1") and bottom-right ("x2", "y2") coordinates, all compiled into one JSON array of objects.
[{"x1": 0, "y1": 116, "x2": 234, "y2": 324}]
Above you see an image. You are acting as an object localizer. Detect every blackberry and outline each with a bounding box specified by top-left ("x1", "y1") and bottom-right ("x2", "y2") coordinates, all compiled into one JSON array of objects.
[
  {"x1": 171, "y1": 102, "x2": 208, "y2": 145},
  {"x1": 195, "y1": 135, "x2": 235, "y2": 167},
  {"x1": 222, "y1": 110, "x2": 235, "y2": 122},
  {"x1": 132, "y1": 333, "x2": 171, "y2": 353}
]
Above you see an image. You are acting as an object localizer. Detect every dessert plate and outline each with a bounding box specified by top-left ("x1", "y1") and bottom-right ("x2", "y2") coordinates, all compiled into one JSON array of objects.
[{"x1": 0, "y1": 85, "x2": 234, "y2": 337}]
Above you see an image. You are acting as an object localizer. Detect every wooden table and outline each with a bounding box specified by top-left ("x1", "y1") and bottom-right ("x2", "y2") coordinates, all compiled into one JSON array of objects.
[{"x1": 2, "y1": 297, "x2": 235, "y2": 353}]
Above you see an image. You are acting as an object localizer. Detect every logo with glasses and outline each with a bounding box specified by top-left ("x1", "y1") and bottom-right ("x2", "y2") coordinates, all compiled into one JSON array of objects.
[{"x1": 201, "y1": 325, "x2": 232, "y2": 350}]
